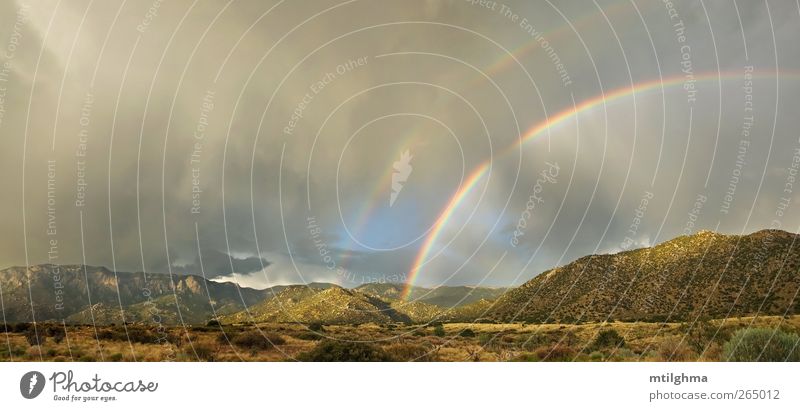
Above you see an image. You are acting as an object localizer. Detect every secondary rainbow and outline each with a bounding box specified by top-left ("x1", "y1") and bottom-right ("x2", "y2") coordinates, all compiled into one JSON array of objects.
[{"x1": 401, "y1": 70, "x2": 791, "y2": 300}]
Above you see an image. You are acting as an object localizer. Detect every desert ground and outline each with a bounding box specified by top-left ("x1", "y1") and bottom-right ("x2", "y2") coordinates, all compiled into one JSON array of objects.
[{"x1": 2, "y1": 315, "x2": 799, "y2": 362}]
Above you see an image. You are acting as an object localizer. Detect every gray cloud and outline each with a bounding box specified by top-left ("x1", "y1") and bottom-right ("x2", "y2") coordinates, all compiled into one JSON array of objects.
[{"x1": 1, "y1": 0, "x2": 799, "y2": 289}]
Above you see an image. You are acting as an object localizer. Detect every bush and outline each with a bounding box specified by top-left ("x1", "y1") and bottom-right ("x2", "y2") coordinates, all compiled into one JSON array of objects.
[
  {"x1": 308, "y1": 323, "x2": 325, "y2": 332},
  {"x1": 109, "y1": 353, "x2": 124, "y2": 362},
  {"x1": 231, "y1": 331, "x2": 285, "y2": 350},
  {"x1": 297, "y1": 341, "x2": 392, "y2": 362},
  {"x1": 722, "y1": 328, "x2": 800, "y2": 362},
  {"x1": 658, "y1": 337, "x2": 696, "y2": 361},
  {"x1": 190, "y1": 343, "x2": 217, "y2": 361},
  {"x1": 23, "y1": 328, "x2": 43, "y2": 346},
  {"x1": 295, "y1": 332, "x2": 323, "y2": 341},
  {"x1": 206, "y1": 319, "x2": 221, "y2": 327},
  {"x1": 12, "y1": 323, "x2": 32, "y2": 333},
  {"x1": 535, "y1": 344, "x2": 575, "y2": 361},
  {"x1": 459, "y1": 328, "x2": 476, "y2": 338},
  {"x1": 591, "y1": 329, "x2": 625, "y2": 350},
  {"x1": 97, "y1": 327, "x2": 156, "y2": 344},
  {"x1": 45, "y1": 326, "x2": 66, "y2": 344},
  {"x1": 432, "y1": 324, "x2": 445, "y2": 337},
  {"x1": 78, "y1": 354, "x2": 96, "y2": 362},
  {"x1": 385, "y1": 343, "x2": 436, "y2": 361},
  {"x1": 511, "y1": 352, "x2": 540, "y2": 362}
]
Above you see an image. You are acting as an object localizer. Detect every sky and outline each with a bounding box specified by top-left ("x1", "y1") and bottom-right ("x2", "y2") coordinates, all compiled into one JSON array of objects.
[{"x1": 1, "y1": 0, "x2": 799, "y2": 290}]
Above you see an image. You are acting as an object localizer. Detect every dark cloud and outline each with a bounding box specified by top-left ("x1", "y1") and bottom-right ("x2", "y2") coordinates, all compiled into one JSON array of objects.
[{"x1": 1, "y1": 0, "x2": 799, "y2": 289}]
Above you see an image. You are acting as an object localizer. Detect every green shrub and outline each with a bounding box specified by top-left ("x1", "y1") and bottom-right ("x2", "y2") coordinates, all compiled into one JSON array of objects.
[
  {"x1": 459, "y1": 328, "x2": 476, "y2": 338},
  {"x1": 308, "y1": 323, "x2": 325, "y2": 332},
  {"x1": 433, "y1": 324, "x2": 445, "y2": 337},
  {"x1": 297, "y1": 341, "x2": 392, "y2": 362},
  {"x1": 723, "y1": 328, "x2": 800, "y2": 362},
  {"x1": 591, "y1": 329, "x2": 625, "y2": 350},
  {"x1": 109, "y1": 353, "x2": 124, "y2": 362},
  {"x1": 206, "y1": 319, "x2": 221, "y2": 327}
]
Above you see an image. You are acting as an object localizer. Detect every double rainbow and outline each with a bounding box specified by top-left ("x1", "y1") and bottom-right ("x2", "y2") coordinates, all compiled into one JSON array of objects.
[{"x1": 400, "y1": 70, "x2": 789, "y2": 300}]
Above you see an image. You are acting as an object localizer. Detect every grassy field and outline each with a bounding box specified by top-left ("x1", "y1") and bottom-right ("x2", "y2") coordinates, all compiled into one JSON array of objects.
[{"x1": 2, "y1": 315, "x2": 799, "y2": 362}]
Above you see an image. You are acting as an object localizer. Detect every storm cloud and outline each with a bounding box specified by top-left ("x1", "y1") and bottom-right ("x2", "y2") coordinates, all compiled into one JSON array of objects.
[{"x1": 1, "y1": 0, "x2": 799, "y2": 290}]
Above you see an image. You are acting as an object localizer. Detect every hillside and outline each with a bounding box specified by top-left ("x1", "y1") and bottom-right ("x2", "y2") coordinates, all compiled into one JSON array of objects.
[
  {"x1": 221, "y1": 285, "x2": 441, "y2": 324},
  {"x1": 487, "y1": 230, "x2": 800, "y2": 323},
  {"x1": 356, "y1": 283, "x2": 507, "y2": 308},
  {"x1": 0, "y1": 265, "x2": 269, "y2": 325}
]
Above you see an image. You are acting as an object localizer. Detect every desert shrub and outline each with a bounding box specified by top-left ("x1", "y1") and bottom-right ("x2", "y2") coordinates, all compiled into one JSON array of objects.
[
  {"x1": 308, "y1": 323, "x2": 325, "y2": 332},
  {"x1": 215, "y1": 332, "x2": 233, "y2": 345},
  {"x1": 432, "y1": 324, "x2": 445, "y2": 337},
  {"x1": 97, "y1": 327, "x2": 157, "y2": 344},
  {"x1": 591, "y1": 329, "x2": 625, "y2": 350},
  {"x1": 206, "y1": 319, "x2": 221, "y2": 327},
  {"x1": 231, "y1": 331, "x2": 284, "y2": 350},
  {"x1": 109, "y1": 353, "x2": 124, "y2": 362},
  {"x1": 190, "y1": 342, "x2": 217, "y2": 361},
  {"x1": 23, "y1": 328, "x2": 43, "y2": 346},
  {"x1": 45, "y1": 326, "x2": 66, "y2": 344},
  {"x1": 78, "y1": 354, "x2": 96, "y2": 362},
  {"x1": 478, "y1": 333, "x2": 494, "y2": 345},
  {"x1": 385, "y1": 343, "x2": 436, "y2": 362},
  {"x1": 500, "y1": 333, "x2": 516, "y2": 344},
  {"x1": 535, "y1": 344, "x2": 575, "y2": 361},
  {"x1": 589, "y1": 351, "x2": 604, "y2": 361},
  {"x1": 722, "y1": 328, "x2": 800, "y2": 362},
  {"x1": 96, "y1": 328, "x2": 121, "y2": 341},
  {"x1": 46, "y1": 348, "x2": 58, "y2": 357},
  {"x1": 658, "y1": 337, "x2": 696, "y2": 361},
  {"x1": 511, "y1": 352, "x2": 539, "y2": 362},
  {"x1": 191, "y1": 326, "x2": 212, "y2": 332},
  {"x1": 12, "y1": 323, "x2": 32, "y2": 333},
  {"x1": 459, "y1": 328, "x2": 476, "y2": 338},
  {"x1": 125, "y1": 327, "x2": 156, "y2": 344},
  {"x1": 295, "y1": 332, "x2": 323, "y2": 341},
  {"x1": 680, "y1": 317, "x2": 729, "y2": 352},
  {"x1": 297, "y1": 341, "x2": 392, "y2": 362}
]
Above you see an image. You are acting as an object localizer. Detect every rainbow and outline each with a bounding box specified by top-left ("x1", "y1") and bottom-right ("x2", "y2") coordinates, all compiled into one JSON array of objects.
[
  {"x1": 343, "y1": 1, "x2": 635, "y2": 258},
  {"x1": 401, "y1": 70, "x2": 791, "y2": 300}
]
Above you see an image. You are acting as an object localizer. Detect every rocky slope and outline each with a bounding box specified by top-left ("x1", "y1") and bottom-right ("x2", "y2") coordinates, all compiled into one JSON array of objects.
[
  {"x1": 487, "y1": 230, "x2": 800, "y2": 323},
  {"x1": 0, "y1": 265, "x2": 269, "y2": 324},
  {"x1": 356, "y1": 283, "x2": 507, "y2": 308}
]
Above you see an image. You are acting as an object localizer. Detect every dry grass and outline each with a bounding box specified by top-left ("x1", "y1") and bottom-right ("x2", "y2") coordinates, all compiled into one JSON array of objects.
[{"x1": 1, "y1": 315, "x2": 798, "y2": 362}]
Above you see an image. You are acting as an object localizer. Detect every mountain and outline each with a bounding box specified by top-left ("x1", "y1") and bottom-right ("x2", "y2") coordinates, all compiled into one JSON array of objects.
[
  {"x1": 221, "y1": 285, "x2": 443, "y2": 324},
  {"x1": 6, "y1": 229, "x2": 799, "y2": 326},
  {"x1": 487, "y1": 230, "x2": 800, "y2": 323},
  {"x1": 220, "y1": 284, "x2": 503, "y2": 325},
  {"x1": 0, "y1": 265, "x2": 271, "y2": 324},
  {"x1": 355, "y1": 283, "x2": 508, "y2": 308}
]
